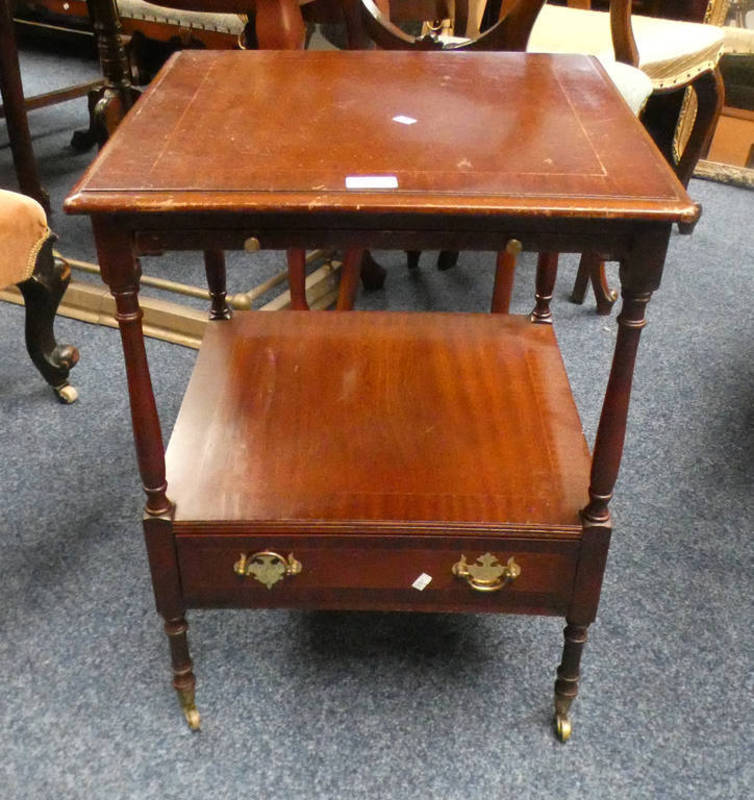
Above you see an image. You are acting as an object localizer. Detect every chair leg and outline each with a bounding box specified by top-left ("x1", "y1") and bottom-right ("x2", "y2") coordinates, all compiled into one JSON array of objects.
[
  {"x1": 337, "y1": 248, "x2": 365, "y2": 310},
  {"x1": 530, "y1": 252, "x2": 558, "y2": 323},
  {"x1": 286, "y1": 248, "x2": 310, "y2": 310},
  {"x1": 17, "y1": 238, "x2": 79, "y2": 403},
  {"x1": 490, "y1": 239, "x2": 521, "y2": 314},
  {"x1": 0, "y1": 0, "x2": 49, "y2": 210},
  {"x1": 436, "y1": 251, "x2": 459, "y2": 271},
  {"x1": 571, "y1": 252, "x2": 617, "y2": 315},
  {"x1": 203, "y1": 249, "x2": 232, "y2": 320},
  {"x1": 406, "y1": 251, "x2": 421, "y2": 270},
  {"x1": 360, "y1": 250, "x2": 387, "y2": 290}
]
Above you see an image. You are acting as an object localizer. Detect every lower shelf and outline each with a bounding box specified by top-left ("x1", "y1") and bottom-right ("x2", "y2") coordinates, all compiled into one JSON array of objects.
[{"x1": 165, "y1": 310, "x2": 593, "y2": 531}]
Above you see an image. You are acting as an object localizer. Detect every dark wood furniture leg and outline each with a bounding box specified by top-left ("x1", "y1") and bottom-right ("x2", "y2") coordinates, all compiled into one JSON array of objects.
[
  {"x1": 571, "y1": 252, "x2": 617, "y2": 315},
  {"x1": 81, "y1": 0, "x2": 140, "y2": 148},
  {"x1": 203, "y1": 249, "x2": 232, "y2": 320},
  {"x1": 554, "y1": 228, "x2": 659, "y2": 738},
  {"x1": 490, "y1": 238, "x2": 521, "y2": 314},
  {"x1": 554, "y1": 622, "x2": 588, "y2": 742},
  {"x1": 359, "y1": 250, "x2": 387, "y2": 290},
  {"x1": 337, "y1": 248, "x2": 365, "y2": 309},
  {"x1": 17, "y1": 236, "x2": 79, "y2": 402},
  {"x1": 287, "y1": 247, "x2": 310, "y2": 310},
  {"x1": 0, "y1": 0, "x2": 49, "y2": 210},
  {"x1": 91, "y1": 217, "x2": 197, "y2": 727},
  {"x1": 530, "y1": 251, "x2": 558, "y2": 323}
]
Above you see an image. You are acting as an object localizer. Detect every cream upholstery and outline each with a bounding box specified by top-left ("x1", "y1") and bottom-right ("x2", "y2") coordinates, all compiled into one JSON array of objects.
[
  {"x1": 0, "y1": 189, "x2": 52, "y2": 289},
  {"x1": 116, "y1": 0, "x2": 316, "y2": 36},
  {"x1": 722, "y1": 23, "x2": 754, "y2": 53},
  {"x1": 116, "y1": 0, "x2": 246, "y2": 35},
  {"x1": 528, "y1": 4, "x2": 725, "y2": 90},
  {"x1": 596, "y1": 58, "x2": 653, "y2": 115}
]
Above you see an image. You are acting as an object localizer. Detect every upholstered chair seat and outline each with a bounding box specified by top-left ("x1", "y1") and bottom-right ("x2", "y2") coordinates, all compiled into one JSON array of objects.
[
  {"x1": 528, "y1": 5, "x2": 725, "y2": 91},
  {"x1": 116, "y1": 0, "x2": 246, "y2": 38}
]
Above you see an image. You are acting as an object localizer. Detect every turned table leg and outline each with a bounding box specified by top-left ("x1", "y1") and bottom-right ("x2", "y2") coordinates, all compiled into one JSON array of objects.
[
  {"x1": 555, "y1": 265, "x2": 658, "y2": 740},
  {"x1": 93, "y1": 217, "x2": 198, "y2": 729},
  {"x1": 554, "y1": 622, "x2": 588, "y2": 742}
]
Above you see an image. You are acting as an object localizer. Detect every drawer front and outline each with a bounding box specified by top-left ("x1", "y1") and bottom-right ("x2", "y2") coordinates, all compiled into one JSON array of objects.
[{"x1": 175, "y1": 534, "x2": 579, "y2": 615}]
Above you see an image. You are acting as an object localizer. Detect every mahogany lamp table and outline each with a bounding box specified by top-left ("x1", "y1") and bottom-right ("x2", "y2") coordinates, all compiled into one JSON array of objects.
[{"x1": 64, "y1": 50, "x2": 697, "y2": 741}]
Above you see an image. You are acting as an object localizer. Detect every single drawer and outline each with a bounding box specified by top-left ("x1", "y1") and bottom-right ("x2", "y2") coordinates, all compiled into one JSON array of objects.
[{"x1": 175, "y1": 533, "x2": 580, "y2": 615}]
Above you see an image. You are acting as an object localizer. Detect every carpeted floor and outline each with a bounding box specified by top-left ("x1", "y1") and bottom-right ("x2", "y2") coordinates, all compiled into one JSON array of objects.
[{"x1": 1, "y1": 33, "x2": 752, "y2": 800}]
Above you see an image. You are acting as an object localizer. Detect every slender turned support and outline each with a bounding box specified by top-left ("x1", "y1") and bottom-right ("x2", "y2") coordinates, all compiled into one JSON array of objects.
[
  {"x1": 93, "y1": 218, "x2": 170, "y2": 516},
  {"x1": 571, "y1": 252, "x2": 617, "y2": 315},
  {"x1": 491, "y1": 239, "x2": 522, "y2": 314},
  {"x1": 554, "y1": 622, "x2": 588, "y2": 742},
  {"x1": 94, "y1": 218, "x2": 196, "y2": 727},
  {"x1": 286, "y1": 248, "x2": 310, "y2": 310},
  {"x1": 553, "y1": 281, "x2": 654, "y2": 741},
  {"x1": 165, "y1": 616, "x2": 200, "y2": 730},
  {"x1": 530, "y1": 251, "x2": 558, "y2": 323},
  {"x1": 18, "y1": 238, "x2": 80, "y2": 402},
  {"x1": 584, "y1": 289, "x2": 651, "y2": 525},
  {"x1": 337, "y1": 248, "x2": 365, "y2": 310},
  {"x1": 203, "y1": 249, "x2": 232, "y2": 320},
  {"x1": 0, "y1": 0, "x2": 49, "y2": 209}
]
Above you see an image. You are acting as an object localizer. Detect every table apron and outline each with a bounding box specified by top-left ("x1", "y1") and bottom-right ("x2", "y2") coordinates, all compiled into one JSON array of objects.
[{"x1": 130, "y1": 219, "x2": 665, "y2": 262}]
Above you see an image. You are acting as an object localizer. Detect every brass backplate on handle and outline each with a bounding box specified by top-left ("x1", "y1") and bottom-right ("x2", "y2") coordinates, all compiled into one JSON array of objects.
[
  {"x1": 234, "y1": 551, "x2": 302, "y2": 589},
  {"x1": 452, "y1": 553, "x2": 521, "y2": 592}
]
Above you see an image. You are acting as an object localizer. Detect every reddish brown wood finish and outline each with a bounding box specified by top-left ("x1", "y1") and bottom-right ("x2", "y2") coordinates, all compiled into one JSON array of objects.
[
  {"x1": 165, "y1": 312, "x2": 591, "y2": 527},
  {"x1": 0, "y1": 0, "x2": 48, "y2": 208},
  {"x1": 65, "y1": 50, "x2": 695, "y2": 736},
  {"x1": 66, "y1": 52, "x2": 695, "y2": 224}
]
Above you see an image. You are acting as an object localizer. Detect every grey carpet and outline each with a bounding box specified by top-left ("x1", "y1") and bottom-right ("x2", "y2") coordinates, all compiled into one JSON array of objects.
[{"x1": 1, "y1": 36, "x2": 752, "y2": 800}]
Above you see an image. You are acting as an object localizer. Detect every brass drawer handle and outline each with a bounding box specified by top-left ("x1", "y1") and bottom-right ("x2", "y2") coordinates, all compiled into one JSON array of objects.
[
  {"x1": 234, "y1": 551, "x2": 302, "y2": 589},
  {"x1": 452, "y1": 553, "x2": 521, "y2": 593}
]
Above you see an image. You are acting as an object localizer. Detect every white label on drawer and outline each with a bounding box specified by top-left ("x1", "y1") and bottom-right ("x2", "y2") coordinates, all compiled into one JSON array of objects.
[
  {"x1": 412, "y1": 573, "x2": 433, "y2": 591},
  {"x1": 392, "y1": 115, "x2": 417, "y2": 126},
  {"x1": 345, "y1": 175, "x2": 399, "y2": 190}
]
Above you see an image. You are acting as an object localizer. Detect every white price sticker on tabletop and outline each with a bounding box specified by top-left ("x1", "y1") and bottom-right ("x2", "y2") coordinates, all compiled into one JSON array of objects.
[
  {"x1": 345, "y1": 175, "x2": 399, "y2": 190},
  {"x1": 412, "y1": 573, "x2": 433, "y2": 591}
]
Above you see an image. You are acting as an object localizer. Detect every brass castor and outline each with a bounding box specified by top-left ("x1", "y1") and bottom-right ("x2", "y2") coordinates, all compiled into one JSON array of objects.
[
  {"x1": 183, "y1": 704, "x2": 201, "y2": 731},
  {"x1": 178, "y1": 690, "x2": 201, "y2": 731},
  {"x1": 554, "y1": 713, "x2": 572, "y2": 742}
]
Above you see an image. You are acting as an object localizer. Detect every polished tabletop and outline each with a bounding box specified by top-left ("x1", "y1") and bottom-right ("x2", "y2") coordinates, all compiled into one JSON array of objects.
[{"x1": 65, "y1": 49, "x2": 695, "y2": 224}]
